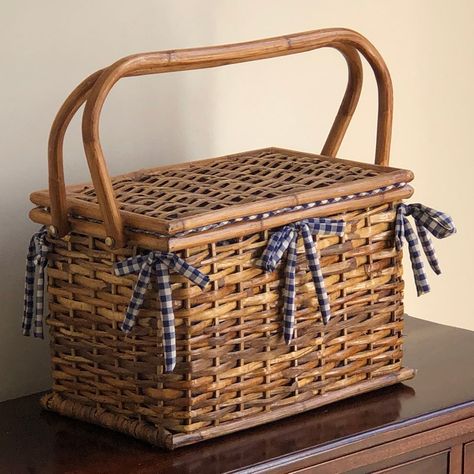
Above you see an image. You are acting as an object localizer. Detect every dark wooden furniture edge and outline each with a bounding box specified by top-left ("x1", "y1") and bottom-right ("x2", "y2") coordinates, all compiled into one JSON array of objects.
[{"x1": 241, "y1": 401, "x2": 474, "y2": 473}]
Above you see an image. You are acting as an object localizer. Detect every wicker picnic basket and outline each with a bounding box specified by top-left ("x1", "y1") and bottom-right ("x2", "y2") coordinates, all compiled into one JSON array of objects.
[{"x1": 24, "y1": 28, "x2": 456, "y2": 449}]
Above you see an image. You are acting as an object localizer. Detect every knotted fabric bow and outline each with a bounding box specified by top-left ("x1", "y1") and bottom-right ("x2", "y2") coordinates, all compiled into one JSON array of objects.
[
  {"x1": 114, "y1": 251, "x2": 209, "y2": 372},
  {"x1": 395, "y1": 203, "x2": 456, "y2": 296},
  {"x1": 23, "y1": 226, "x2": 51, "y2": 338},
  {"x1": 260, "y1": 218, "x2": 346, "y2": 342}
]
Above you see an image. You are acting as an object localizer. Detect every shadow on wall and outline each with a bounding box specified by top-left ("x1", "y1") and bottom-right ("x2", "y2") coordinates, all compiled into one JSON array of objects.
[{"x1": 0, "y1": 2, "x2": 217, "y2": 402}]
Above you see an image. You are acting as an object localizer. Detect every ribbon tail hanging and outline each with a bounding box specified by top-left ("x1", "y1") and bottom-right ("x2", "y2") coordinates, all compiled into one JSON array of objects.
[
  {"x1": 300, "y1": 225, "x2": 331, "y2": 324},
  {"x1": 22, "y1": 236, "x2": 38, "y2": 336},
  {"x1": 154, "y1": 262, "x2": 176, "y2": 372},
  {"x1": 120, "y1": 258, "x2": 153, "y2": 333},
  {"x1": 33, "y1": 255, "x2": 48, "y2": 338},
  {"x1": 403, "y1": 217, "x2": 430, "y2": 296},
  {"x1": 22, "y1": 227, "x2": 49, "y2": 338},
  {"x1": 415, "y1": 221, "x2": 441, "y2": 275},
  {"x1": 282, "y1": 234, "x2": 298, "y2": 343}
]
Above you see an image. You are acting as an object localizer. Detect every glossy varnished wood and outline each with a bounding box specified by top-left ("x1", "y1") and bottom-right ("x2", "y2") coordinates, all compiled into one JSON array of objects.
[{"x1": 1, "y1": 316, "x2": 473, "y2": 473}]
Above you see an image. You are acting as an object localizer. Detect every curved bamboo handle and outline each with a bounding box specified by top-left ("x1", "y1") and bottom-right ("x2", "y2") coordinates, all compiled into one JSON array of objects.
[
  {"x1": 48, "y1": 70, "x2": 103, "y2": 238},
  {"x1": 48, "y1": 41, "x2": 363, "y2": 241},
  {"x1": 50, "y1": 28, "x2": 392, "y2": 247}
]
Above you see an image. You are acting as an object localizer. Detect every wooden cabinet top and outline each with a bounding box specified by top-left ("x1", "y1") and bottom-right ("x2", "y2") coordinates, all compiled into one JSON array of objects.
[{"x1": 1, "y1": 316, "x2": 473, "y2": 473}]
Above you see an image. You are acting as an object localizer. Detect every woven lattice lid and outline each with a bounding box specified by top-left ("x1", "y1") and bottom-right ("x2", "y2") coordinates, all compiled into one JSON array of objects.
[{"x1": 31, "y1": 147, "x2": 413, "y2": 236}]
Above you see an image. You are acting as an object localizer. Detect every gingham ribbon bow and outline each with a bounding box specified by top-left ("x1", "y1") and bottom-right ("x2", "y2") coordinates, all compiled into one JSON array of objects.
[
  {"x1": 114, "y1": 251, "x2": 209, "y2": 372},
  {"x1": 395, "y1": 203, "x2": 456, "y2": 296},
  {"x1": 260, "y1": 218, "x2": 346, "y2": 342},
  {"x1": 22, "y1": 226, "x2": 51, "y2": 338}
]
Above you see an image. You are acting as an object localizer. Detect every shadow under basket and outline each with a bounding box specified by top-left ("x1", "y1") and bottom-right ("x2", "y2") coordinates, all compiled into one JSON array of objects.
[{"x1": 30, "y1": 28, "x2": 417, "y2": 449}]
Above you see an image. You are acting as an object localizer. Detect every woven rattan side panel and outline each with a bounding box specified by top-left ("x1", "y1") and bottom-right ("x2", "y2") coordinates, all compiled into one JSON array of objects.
[
  {"x1": 45, "y1": 201, "x2": 404, "y2": 439},
  {"x1": 182, "y1": 202, "x2": 404, "y2": 432}
]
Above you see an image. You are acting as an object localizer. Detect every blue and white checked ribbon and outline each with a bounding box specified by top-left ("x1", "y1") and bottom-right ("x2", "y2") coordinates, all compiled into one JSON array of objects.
[
  {"x1": 22, "y1": 200, "x2": 455, "y2": 370},
  {"x1": 395, "y1": 203, "x2": 456, "y2": 296},
  {"x1": 260, "y1": 218, "x2": 346, "y2": 342},
  {"x1": 114, "y1": 251, "x2": 209, "y2": 372},
  {"x1": 22, "y1": 226, "x2": 51, "y2": 338}
]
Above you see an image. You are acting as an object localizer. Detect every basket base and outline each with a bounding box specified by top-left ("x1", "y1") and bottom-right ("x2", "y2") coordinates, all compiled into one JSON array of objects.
[{"x1": 41, "y1": 367, "x2": 415, "y2": 450}]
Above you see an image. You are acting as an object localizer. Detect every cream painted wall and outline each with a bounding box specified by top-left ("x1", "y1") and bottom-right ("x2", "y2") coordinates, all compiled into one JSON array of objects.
[{"x1": 1, "y1": 0, "x2": 472, "y2": 401}]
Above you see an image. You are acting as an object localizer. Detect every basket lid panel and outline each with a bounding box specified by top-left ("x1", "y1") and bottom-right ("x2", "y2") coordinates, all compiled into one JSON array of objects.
[{"x1": 30, "y1": 147, "x2": 413, "y2": 235}]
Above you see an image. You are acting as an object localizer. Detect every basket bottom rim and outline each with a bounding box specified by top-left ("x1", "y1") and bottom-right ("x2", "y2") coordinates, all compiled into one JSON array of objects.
[{"x1": 40, "y1": 367, "x2": 416, "y2": 450}]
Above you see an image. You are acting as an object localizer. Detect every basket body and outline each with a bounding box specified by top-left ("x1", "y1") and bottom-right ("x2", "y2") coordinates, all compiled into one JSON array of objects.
[{"x1": 39, "y1": 192, "x2": 413, "y2": 449}]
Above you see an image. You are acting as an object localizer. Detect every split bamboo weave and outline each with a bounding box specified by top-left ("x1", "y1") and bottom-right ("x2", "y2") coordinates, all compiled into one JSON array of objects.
[{"x1": 30, "y1": 27, "x2": 416, "y2": 449}]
